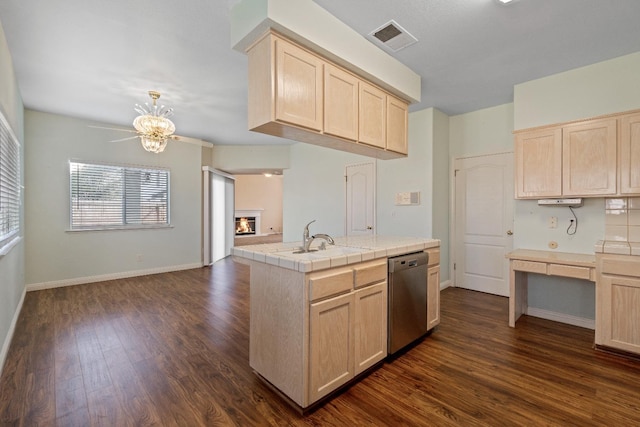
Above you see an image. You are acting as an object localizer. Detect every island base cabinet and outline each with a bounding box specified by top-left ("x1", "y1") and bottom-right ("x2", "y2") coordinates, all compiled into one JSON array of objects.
[
  {"x1": 309, "y1": 293, "x2": 355, "y2": 403},
  {"x1": 354, "y1": 282, "x2": 388, "y2": 375},
  {"x1": 246, "y1": 254, "x2": 442, "y2": 409},
  {"x1": 426, "y1": 248, "x2": 441, "y2": 330},
  {"x1": 248, "y1": 262, "x2": 307, "y2": 407},
  {"x1": 427, "y1": 265, "x2": 441, "y2": 330}
]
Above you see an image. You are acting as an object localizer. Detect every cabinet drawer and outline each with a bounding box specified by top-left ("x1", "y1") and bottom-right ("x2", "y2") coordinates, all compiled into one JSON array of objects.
[
  {"x1": 426, "y1": 249, "x2": 440, "y2": 266},
  {"x1": 309, "y1": 269, "x2": 353, "y2": 301},
  {"x1": 353, "y1": 260, "x2": 386, "y2": 288},
  {"x1": 512, "y1": 260, "x2": 547, "y2": 274},
  {"x1": 600, "y1": 257, "x2": 640, "y2": 277},
  {"x1": 548, "y1": 264, "x2": 592, "y2": 280}
]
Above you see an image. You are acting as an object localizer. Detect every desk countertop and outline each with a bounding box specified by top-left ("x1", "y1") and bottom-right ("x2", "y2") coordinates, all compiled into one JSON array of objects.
[{"x1": 506, "y1": 249, "x2": 595, "y2": 268}]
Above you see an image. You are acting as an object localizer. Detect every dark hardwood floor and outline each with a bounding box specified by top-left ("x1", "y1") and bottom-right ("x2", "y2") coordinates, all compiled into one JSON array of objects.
[{"x1": 1, "y1": 257, "x2": 639, "y2": 426}]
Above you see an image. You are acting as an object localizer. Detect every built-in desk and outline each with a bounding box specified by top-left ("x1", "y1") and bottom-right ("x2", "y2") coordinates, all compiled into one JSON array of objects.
[{"x1": 506, "y1": 249, "x2": 596, "y2": 327}]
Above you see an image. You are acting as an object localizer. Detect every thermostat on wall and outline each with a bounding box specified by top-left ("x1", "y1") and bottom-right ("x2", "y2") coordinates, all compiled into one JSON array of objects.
[{"x1": 395, "y1": 191, "x2": 420, "y2": 205}]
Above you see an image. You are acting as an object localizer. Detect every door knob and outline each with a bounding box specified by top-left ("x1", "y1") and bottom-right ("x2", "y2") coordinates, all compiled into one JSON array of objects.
[
  {"x1": 506, "y1": 230, "x2": 513, "y2": 235},
  {"x1": 366, "y1": 226, "x2": 373, "y2": 230}
]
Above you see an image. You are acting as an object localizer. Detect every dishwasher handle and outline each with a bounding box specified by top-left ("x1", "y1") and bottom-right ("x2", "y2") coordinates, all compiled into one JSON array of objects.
[{"x1": 388, "y1": 251, "x2": 428, "y2": 273}]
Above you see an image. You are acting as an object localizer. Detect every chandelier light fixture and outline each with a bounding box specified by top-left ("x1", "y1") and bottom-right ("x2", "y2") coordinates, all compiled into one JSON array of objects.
[{"x1": 133, "y1": 90, "x2": 175, "y2": 153}]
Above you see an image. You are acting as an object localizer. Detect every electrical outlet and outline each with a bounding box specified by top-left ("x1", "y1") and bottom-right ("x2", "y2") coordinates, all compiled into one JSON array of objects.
[
  {"x1": 548, "y1": 216, "x2": 557, "y2": 229},
  {"x1": 136, "y1": 254, "x2": 143, "y2": 262}
]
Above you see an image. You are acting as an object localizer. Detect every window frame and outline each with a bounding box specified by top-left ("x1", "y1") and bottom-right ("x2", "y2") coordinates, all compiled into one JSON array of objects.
[
  {"x1": 0, "y1": 108, "x2": 21, "y2": 255},
  {"x1": 68, "y1": 160, "x2": 171, "y2": 231}
]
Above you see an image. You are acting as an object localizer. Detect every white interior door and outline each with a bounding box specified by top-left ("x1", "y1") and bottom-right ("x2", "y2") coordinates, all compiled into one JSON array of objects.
[
  {"x1": 454, "y1": 153, "x2": 514, "y2": 296},
  {"x1": 346, "y1": 162, "x2": 375, "y2": 236}
]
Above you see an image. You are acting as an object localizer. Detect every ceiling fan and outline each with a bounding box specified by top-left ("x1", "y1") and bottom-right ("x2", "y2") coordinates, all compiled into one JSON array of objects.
[{"x1": 91, "y1": 90, "x2": 195, "y2": 153}]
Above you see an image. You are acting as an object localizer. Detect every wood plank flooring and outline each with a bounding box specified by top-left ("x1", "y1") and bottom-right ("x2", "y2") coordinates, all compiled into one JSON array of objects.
[{"x1": 1, "y1": 257, "x2": 640, "y2": 426}]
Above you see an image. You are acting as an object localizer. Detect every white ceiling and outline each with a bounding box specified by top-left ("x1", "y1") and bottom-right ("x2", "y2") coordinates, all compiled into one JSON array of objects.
[{"x1": 1, "y1": 0, "x2": 640, "y2": 146}]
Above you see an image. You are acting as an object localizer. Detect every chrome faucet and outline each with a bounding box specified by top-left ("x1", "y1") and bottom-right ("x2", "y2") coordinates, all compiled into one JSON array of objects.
[
  {"x1": 300, "y1": 220, "x2": 335, "y2": 252},
  {"x1": 312, "y1": 233, "x2": 335, "y2": 249}
]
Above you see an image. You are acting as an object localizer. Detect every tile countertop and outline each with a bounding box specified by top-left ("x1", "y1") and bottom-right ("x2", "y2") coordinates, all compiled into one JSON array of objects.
[
  {"x1": 594, "y1": 240, "x2": 640, "y2": 256},
  {"x1": 231, "y1": 235, "x2": 440, "y2": 273}
]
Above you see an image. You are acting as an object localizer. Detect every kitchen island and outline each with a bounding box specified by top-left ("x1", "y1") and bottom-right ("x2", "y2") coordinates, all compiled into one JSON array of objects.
[{"x1": 231, "y1": 235, "x2": 440, "y2": 409}]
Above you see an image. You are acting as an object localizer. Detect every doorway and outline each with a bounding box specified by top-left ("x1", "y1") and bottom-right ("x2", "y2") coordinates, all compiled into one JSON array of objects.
[
  {"x1": 453, "y1": 152, "x2": 514, "y2": 296},
  {"x1": 203, "y1": 167, "x2": 235, "y2": 265},
  {"x1": 345, "y1": 162, "x2": 376, "y2": 236}
]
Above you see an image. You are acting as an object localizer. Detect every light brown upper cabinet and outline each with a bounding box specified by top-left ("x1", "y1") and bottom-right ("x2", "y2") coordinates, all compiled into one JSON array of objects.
[
  {"x1": 620, "y1": 112, "x2": 640, "y2": 194},
  {"x1": 387, "y1": 96, "x2": 409, "y2": 154},
  {"x1": 513, "y1": 111, "x2": 640, "y2": 199},
  {"x1": 324, "y1": 63, "x2": 358, "y2": 141},
  {"x1": 359, "y1": 82, "x2": 387, "y2": 149},
  {"x1": 248, "y1": 34, "x2": 321, "y2": 131},
  {"x1": 274, "y1": 37, "x2": 323, "y2": 131},
  {"x1": 358, "y1": 86, "x2": 409, "y2": 154},
  {"x1": 246, "y1": 31, "x2": 409, "y2": 159},
  {"x1": 515, "y1": 127, "x2": 563, "y2": 198},
  {"x1": 562, "y1": 118, "x2": 617, "y2": 196}
]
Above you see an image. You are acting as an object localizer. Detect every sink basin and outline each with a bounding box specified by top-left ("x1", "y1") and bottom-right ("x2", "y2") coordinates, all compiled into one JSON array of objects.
[{"x1": 274, "y1": 245, "x2": 367, "y2": 260}]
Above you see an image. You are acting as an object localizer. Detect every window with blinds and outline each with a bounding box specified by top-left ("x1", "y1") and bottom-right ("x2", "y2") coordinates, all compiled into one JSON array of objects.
[
  {"x1": 0, "y1": 112, "x2": 20, "y2": 251},
  {"x1": 69, "y1": 161, "x2": 170, "y2": 229}
]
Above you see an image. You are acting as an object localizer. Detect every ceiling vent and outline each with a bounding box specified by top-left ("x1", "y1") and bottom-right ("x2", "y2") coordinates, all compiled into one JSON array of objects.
[{"x1": 369, "y1": 20, "x2": 418, "y2": 52}]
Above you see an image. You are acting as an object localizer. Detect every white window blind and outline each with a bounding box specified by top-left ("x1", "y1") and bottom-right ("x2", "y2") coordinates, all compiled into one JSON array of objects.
[
  {"x1": 0, "y1": 112, "x2": 20, "y2": 250},
  {"x1": 70, "y1": 162, "x2": 169, "y2": 229}
]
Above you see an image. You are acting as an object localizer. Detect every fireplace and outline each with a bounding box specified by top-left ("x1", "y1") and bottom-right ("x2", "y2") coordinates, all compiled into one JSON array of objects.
[
  {"x1": 234, "y1": 209, "x2": 263, "y2": 236},
  {"x1": 235, "y1": 216, "x2": 256, "y2": 235}
]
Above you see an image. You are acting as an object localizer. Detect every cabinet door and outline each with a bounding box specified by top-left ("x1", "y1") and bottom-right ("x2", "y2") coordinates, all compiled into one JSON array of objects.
[
  {"x1": 597, "y1": 274, "x2": 640, "y2": 354},
  {"x1": 354, "y1": 282, "x2": 387, "y2": 375},
  {"x1": 309, "y1": 293, "x2": 355, "y2": 403},
  {"x1": 620, "y1": 113, "x2": 640, "y2": 195},
  {"x1": 275, "y1": 37, "x2": 323, "y2": 131},
  {"x1": 324, "y1": 64, "x2": 358, "y2": 141},
  {"x1": 514, "y1": 127, "x2": 562, "y2": 198},
  {"x1": 386, "y1": 96, "x2": 408, "y2": 154},
  {"x1": 359, "y1": 82, "x2": 386, "y2": 148},
  {"x1": 427, "y1": 266, "x2": 440, "y2": 330},
  {"x1": 562, "y1": 118, "x2": 617, "y2": 196}
]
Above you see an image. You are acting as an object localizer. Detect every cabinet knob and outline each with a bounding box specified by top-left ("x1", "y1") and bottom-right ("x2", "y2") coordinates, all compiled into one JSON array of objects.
[
  {"x1": 507, "y1": 230, "x2": 513, "y2": 235},
  {"x1": 366, "y1": 226, "x2": 373, "y2": 230}
]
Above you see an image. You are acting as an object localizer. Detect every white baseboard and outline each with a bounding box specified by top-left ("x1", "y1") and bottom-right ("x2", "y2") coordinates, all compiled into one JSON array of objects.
[
  {"x1": 0, "y1": 286, "x2": 26, "y2": 378},
  {"x1": 526, "y1": 307, "x2": 595, "y2": 330},
  {"x1": 26, "y1": 262, "x2": 203, "y2": 292},
  {"x1": 440, "y1": 279, "x2": 452, "y2": 290}
]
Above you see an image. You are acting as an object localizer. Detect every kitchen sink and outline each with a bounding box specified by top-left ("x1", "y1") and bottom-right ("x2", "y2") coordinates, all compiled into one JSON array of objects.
[{"x1": 274, "y1": 246, "x2": 367, "y2": 259}]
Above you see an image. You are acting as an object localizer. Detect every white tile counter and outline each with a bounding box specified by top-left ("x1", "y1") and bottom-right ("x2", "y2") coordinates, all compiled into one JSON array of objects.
[
  {"x1": 594, "y1": 239, "x2": 640, "y2": 256},
  {"x1": 231, "y1": 235, "x2": 440, "y2": 272}
]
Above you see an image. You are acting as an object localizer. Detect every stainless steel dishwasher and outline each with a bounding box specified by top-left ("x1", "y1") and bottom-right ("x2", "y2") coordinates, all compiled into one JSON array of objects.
[{"x1": 387, "y1": 251, "x2": 429, "y2": 355}]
